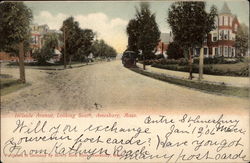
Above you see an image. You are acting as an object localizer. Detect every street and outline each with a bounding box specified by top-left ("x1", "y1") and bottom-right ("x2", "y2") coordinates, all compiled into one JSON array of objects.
[{"x1": 1, "y1": 61, "x2": 249, "y2": 114}]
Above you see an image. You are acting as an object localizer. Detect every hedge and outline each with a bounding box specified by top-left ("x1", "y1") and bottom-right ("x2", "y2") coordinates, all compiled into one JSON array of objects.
[{"x1": 151, "y1": 63, "x2": 249, "y2": 77}]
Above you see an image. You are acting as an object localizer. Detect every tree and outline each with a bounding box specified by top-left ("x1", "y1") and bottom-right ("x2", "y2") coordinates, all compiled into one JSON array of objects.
[
  {"x1": 76, "y1": 29, "x2": 95, "y2": 62},
  {"x1": 126, "y1": 19, "x2": 140, "y2": 53},
  {"x1": 235, "y1": 24, "x2": 248, "y2": 57},
  {"x1": 167, "y1": 42, "x2": 184, "y2": 59},
  {"x1": 136, "y1": 2, "x2": 160, "y2": 70},
  {"x1": 2, "y1": 32, "x2": 32, "y2": 57},
  {"x1": 0, "y1": 2, "x2": 33, "y2": 83},
  {"x1": 167, "y1": 2, "x2": 217, "y2": 79},
  {"x1": 60, "y1": 17, "x2": 81, "y2": 67},
  {"x1": 91, "y1": 39, "x2": 117, "y2": 58},
  {"x1": 32, "y1": 33, "x2": 59, "y2": 64},
  {"x1": 126, "y1": 2, "x2": 160, "y2": 70}
]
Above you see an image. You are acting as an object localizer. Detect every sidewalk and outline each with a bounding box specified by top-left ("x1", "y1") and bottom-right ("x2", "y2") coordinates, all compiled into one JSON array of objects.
[{"x1": 137, "y1": 63, "x2": 250, "y2": 88}]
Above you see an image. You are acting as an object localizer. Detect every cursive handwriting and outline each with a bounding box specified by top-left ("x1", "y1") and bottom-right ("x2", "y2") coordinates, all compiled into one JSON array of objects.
[{"x1": 2, "y1": 114, "x2": 249, "y2": 162}]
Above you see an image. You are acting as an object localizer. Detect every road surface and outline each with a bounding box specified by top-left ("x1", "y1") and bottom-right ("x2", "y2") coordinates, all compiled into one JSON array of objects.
[{"x1": 1, "y1": 61, "x2": 249, "y2": 114}]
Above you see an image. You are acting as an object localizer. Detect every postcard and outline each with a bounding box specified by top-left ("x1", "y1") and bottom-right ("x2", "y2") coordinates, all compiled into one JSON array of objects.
[{"x1": 0, "y1": 0, "x2": 249, "y2": 162}]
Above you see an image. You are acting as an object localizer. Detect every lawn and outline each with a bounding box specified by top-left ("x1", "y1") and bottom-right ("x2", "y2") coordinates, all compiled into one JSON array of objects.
[
  {"x1": 211, "y1": 62, "x2": 248, "y2": 72},
  {"x1": 152, "y1": 61, "x2": 249, "y2": 77},
  {"x1": 0, "y1": 76, "x2": 29, "y2": 96}
]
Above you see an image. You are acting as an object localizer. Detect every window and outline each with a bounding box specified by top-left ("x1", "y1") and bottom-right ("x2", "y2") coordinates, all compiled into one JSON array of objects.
[
  {"x1": 195, "y1": 48, "x2": 200, "y2": 57},
  {"x1": 228, "y1": 30, "x2": 231, "y2": 40},
  {"x1": 224, "y1": 46, "x2": 228, "y2": 57},
  {"x1": 229, "y1": 47, "x2": 231, "y2": 57},
  {"x1": 224, "y1": 16, "x2": 228, "y2": 26},
  {"x1": 204, "y1": 48, "x2": 208, "y2": 55},
  {"x1": 219, "y1": 30, "x2": 224, "y2": 40},
  {"x1": 215, "y1": 47, "x2": 218, "y2": 56},
  {"x1": 232, "y1": 47, "x2": 235, "y2": 57},
  {"x1": 220, "y1": 46, "x2": 223, "y2": 56},
  {"x1": 219, "y1": 16, "x2": 223, "y2": 26},
  {"x1": 224, "y1": 30, "x2": 228, "y2": 40},
  {"x1": 212, "y1": 33, "x2": 217, "y2": 42}
]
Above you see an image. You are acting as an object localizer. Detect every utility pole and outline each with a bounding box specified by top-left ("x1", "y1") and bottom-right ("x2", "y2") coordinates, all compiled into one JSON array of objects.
[
  {"x1": 199, "y1": 47, "x2": 204, "y2": 80},
  {"x1": 64, "y1": 26, "x2": 66, "y2": 69},
  {"x1": 161, "y1": 42, "x2": 164, "y2": 55}
]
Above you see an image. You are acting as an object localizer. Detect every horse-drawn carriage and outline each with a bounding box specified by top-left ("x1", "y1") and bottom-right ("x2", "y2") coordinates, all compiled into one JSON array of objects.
[{"x1": 121, "y1": 51, "x2": 137, "y2": 68}]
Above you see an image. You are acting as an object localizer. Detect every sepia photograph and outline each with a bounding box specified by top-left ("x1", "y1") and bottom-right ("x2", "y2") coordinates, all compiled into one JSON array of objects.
[{"x1": 1, "y1": 0, "x2": 249, "y2": 162}]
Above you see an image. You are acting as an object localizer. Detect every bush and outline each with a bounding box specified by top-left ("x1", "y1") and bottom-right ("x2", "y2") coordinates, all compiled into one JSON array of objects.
[
  {"x1": 140, "y1": 59, "x2": 155, "y2": 65},
  {"x1": 163, "y1": 59, "x2": 180, "y2": 65},
  {"x1": 179, "y1": 58, "x2": 189, "y2": 66},
  {"x1": 155, "y1": 54, "x2": 164, "y2": 59},
  {"x1": 193, "y1": 57, "x2": 241, "y2": 64}
]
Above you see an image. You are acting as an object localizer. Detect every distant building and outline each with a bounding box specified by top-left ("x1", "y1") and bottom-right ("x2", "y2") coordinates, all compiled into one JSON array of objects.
[
  {"x1": 29, "y1": 23, "x2": 63, "y2": 61},
  {"x1": 30, "y1": 24, "x2": 49, "y2": 51},
  {"x1": 155, "y1": 33, "x2": 173, "y2": 58},
  {"x1": 0, "y1": 52, "x2": 18, "y2": 62},
  {"x1": 0, "y1": 23, "x2": 63, "y2": 62},
  {"x1": 197, "y1": 2, "x2": 241, "y2": 58}
]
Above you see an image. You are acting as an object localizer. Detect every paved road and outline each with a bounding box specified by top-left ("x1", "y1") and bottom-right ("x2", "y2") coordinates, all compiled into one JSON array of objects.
[{"x1": 1, "y1": 61, "x2": 249, "y2": 114}]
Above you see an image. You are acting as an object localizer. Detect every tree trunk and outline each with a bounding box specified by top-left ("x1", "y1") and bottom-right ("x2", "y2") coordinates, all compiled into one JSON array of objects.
[
  {"x1": 143, "y1": 54, "x2": 146, "y2": 70},
  {"x1": 69, "y1": 55, "x2": 72, "y2": 68},
  {"x1": 188, "y1": 48, "x2": 193, "y2": 80},
  {"x1": 18, "y1": 42, "x2": 26, "y2": 83},
  {"x1": 199, "y1": 47, "x2": 204, "y2": 80},
  {"x1": 64, "y1": 27, "x2": 67, "y2": 69}
]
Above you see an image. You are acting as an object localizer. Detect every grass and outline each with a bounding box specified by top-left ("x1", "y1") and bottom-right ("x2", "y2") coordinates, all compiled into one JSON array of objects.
[
  {"x1": 211, "y1": 62, "x2": 248, "y2": 72},
  {"x1": 151, "y1": 62, "x2": 249, "y2": 77},
  {"x1": 5, "y1": 60, "x2": 102, "y2": 70},
  {"x1": 130, "y1": 67, "x2": 249, "y2": 98},
  {"x1": 0, "y1": 77, "x2": 30, "y2": 96}
]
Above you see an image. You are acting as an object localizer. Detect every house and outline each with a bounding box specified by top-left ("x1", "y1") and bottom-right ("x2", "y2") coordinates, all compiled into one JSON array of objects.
[
  {"x1": 0, "y1": 52, "x2": 18, "y2": 62},
  {"x1": 30, "y1": 24, "x2": 49, "y2": 51},
  {"x1": 29, "y1": 24, "x2": 63, "y2": 62},
  {"x1": 155, "y1": 33, "x2": 173, "y2": 58},
  {"x1": 197, "y1": 2, "x2": 241, "y2": 58},
  {"x1": 1, "y1": 24, "x2": 62, "y2": 62}
]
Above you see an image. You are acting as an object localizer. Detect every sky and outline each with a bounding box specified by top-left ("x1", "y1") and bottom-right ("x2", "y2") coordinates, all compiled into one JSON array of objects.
[{"x1": 25, "y1": 0, "x2": 249, "y2": 53}]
